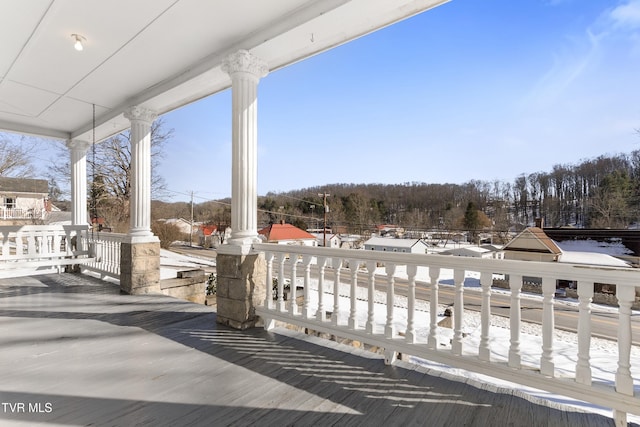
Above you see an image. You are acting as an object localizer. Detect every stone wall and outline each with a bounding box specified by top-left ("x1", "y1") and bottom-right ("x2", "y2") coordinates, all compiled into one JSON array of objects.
[{"x1": 160, "y1": 269, "x2": 206, "y2": 304}]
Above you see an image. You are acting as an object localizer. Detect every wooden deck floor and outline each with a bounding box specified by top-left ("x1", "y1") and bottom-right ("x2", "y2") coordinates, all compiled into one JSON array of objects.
[{"x1": 0, "y1": 273, "x2": 623, "y2": 426}]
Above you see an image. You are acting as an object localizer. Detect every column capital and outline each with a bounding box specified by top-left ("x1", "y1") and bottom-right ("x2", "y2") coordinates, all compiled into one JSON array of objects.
[
  {"x1": 66, "y1": 139, "x2": 91, "y2": 152},
  {"x1": 124, "y1": 105, "x2": 158, "y2": 124},
  {"x1": 222, "y1": 49, "x2": 269, "y2": 79}
]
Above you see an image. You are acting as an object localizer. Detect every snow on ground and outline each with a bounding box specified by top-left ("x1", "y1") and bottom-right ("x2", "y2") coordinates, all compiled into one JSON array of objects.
[{"x1": 160, "y1": 248, "x2": 216, "y2": 279}]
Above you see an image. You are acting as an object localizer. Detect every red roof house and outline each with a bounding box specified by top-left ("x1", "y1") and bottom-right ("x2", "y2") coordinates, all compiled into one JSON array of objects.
[{"x1": 258, "y1": 222, "x2": 317, "y2": 246}]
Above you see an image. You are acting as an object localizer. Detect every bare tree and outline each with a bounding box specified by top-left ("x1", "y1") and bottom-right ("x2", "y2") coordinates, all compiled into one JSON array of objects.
[
  {"x1": 0, "y1": 135, "x2": 37, "y2": 177},
  {"x1": 48, "y1": 118, "x2": 173, "y2": 231}
]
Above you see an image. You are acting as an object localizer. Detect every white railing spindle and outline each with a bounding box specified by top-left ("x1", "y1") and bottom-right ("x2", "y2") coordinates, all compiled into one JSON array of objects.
[
  {"x1": 452, "y1": 268, "x2": 464, "y2": 355},
  {"x1": 479, "y1": 271, "x2": 492, "y2": 361},
  {"x1": 509, "y1": 274, "x2": 523, "y2": 368},
  {"x1": 576, "y1": 280, "x2": 593, "y2": 385},
  {"x1": 541, "y1": 276, "x2": 555, "y2": 376},
  {"x1": 405, "y1": 264, "x2": 417, "y2": 343},
  {"x1": 428, "y1": 266, "x2": 440, "y2": 350},
  {"x1": 348, "y1": 258, "x2": 358, "y2": 329},
  {"x1": 316, "y1": 256, "x2": 327, "y2": 321},
  {"x1": 331, "y1": 257, "x2": 342, "y2": 325},
  {"x1": 366, "y1": 260, "x2": 376, "y2": 334}
]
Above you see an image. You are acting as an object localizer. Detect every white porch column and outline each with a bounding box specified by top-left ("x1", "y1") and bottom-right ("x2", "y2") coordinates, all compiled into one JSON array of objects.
[
  {"x1": 123, "y1": 105, "x2": 158, "y2": 238},
  {"x1": 221, "y1": 49, "x2": 269, "y2": 250},
  {"x1": 66, "y1": 140, "x2": 91, "y2": 225}
]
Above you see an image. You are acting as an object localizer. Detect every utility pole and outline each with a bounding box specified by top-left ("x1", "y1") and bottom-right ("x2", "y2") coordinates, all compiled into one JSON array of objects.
[
  {"x1": 318, "y1": 192, "x2": 330, "y2": 247},
  {"x1": 190, "y1": 190, "x2": 194, "y2": 247}
]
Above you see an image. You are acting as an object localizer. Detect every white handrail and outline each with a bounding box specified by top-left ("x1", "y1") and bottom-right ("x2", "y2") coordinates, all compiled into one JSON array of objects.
[
  {"x1": 80, "y1": 231, "x2": 125, "y2": 280},
  {"x1": 252, "y1": 242, "x2": 640, "y2": 425}
]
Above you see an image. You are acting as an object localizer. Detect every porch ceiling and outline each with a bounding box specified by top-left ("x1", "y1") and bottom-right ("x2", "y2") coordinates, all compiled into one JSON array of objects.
[{"x1": 0, "y1": 0, "x2": 448, "y2": 144}]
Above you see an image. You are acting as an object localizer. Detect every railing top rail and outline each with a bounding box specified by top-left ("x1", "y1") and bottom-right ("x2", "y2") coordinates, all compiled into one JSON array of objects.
[
  {"x1": 0, "y1": 224, "x2": 89, "y2": 234},
  {"x1": 251, "y1": 242, "x2": 640, "y2": 286}
]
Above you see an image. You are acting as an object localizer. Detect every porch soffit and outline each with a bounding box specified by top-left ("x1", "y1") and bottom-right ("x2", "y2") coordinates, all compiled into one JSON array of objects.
[{"x1": 0, "y1": 0, "x2": 449, "y2": 144}]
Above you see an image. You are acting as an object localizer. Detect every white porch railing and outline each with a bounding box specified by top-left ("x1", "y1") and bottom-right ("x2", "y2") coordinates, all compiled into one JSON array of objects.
[
  {"x1": 0, "y1": 207, "x2": 45, "y2": 220},
  {"x1": 79, "y1": 231, "x2": 124, "y2": 280},
  {"x1": 253, "y1": 242, "x2": 640, "y2": 425},
  {"x1": 0, "y1": 225, "x2": 92, "y2": 277}
]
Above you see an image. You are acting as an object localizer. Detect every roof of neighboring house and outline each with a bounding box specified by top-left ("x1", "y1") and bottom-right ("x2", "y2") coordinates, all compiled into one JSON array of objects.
[
  {"x1": 558, "y1": 251, "x2": 630, "y2": 267},
  {"x1": 364, "y1": 237, "x2": 426, "y2": 249},
  {"x1": 441, "y1": 246, "x2": 493, "y2": 256},
  {"x1": 258, "y1": 223, "x2": 316, "y2": 242},
  {"x1": 200, "y1": 225, "x2": 217, "y2": 236},
  {"x1": 503, "y1": 227, "x2": 562, "y2": 255},
  {"x1": 0, "y1": 177, "x2": 48, "y2": 194}
]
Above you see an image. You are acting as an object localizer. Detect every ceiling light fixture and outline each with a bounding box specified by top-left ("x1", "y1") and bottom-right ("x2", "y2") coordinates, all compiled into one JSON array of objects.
[{"x1": 71, "y1": 34, "x2": 85, "y2": 51}]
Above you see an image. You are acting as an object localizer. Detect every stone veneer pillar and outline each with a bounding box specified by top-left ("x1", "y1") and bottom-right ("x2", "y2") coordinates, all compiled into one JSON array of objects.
[
  {"x1": 216, "y1": 50, "x2": 269, "y2": 329},
  {"x1": 120, "y1": 105, "x2": 160, "y2": 295},
  {"x1": 66, "y1": 139, "x2": 91, "y2": 225}
]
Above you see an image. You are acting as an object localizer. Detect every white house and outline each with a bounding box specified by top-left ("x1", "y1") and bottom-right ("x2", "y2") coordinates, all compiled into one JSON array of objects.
[
  {"x1": 442, "y1": 246, "x2": 504, "y2": 259},
  {"x1": 363, "y1": 236, "x2": 429, "y2": 254},
  {"x1": 0, "y1": 177, "x2": 49, "y2": 224},
  {"x1": 311, "y1": 232, "x2": 340, "y2": 248}
]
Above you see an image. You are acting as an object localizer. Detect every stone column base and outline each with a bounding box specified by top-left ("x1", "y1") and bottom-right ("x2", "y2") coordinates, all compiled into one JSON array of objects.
[
  {"x1": 120, "y1": 241, "x2": 161, "y2": 295},
  {"x1": 216, "y1": 252, "x2": 266, "y2": 330}
]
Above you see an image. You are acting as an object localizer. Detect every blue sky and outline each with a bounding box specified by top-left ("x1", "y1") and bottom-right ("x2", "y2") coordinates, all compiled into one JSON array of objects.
[{"x1": 157, "y1": 0, "x2": 640, "y2": 202}]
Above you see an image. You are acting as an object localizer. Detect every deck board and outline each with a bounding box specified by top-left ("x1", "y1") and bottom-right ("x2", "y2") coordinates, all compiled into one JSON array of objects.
[{"x1": 0, "y1": 273, "x2": 626, "y2": 426}]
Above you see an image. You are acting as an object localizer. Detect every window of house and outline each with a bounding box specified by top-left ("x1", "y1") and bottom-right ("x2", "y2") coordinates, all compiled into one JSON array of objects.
[{"x1": 4, "y1": 197, "x2": 15, "y2": 209}]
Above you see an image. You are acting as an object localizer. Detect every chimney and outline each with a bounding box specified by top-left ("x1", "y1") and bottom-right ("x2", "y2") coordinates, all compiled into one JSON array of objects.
[
  {"x1": 280, "y1": 219, "x2": 285, "y2": 225},
  {"x1": 535, "y1": 218, "x2": 544, "y2": 229}
]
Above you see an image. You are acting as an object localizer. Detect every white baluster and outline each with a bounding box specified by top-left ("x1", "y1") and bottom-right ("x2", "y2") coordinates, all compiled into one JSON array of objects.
[
  {"x1": 385, "y1": 263, "x2": 396, "y2": 339},
  {"x1": 302, "y1": 255, "x2": 313, "y2": 319},
  {"x1": 264, "y1": 252, "x2": 274, "y2": 309},
  {"x1": 331, "y1": 257, "x2": 343, "y2": 325},
  {"x1": 616, "y1": 285, "x2": 635, "y2": 395},
  {"x1": 316, "y1": 257, "x2": 327, "y2": 321},
  {"x1": 541, "y1": 276, "x2": 555, "y2": 376},
  {"x1": 366, "y1": 261, "x2": 376, "y2": 334},
  {"x1": 576, "y1": 280, "x2": 593, "y2": 385},
  {"x1": 452, "y1": 268, "x2": 465, "y2": 355},
  {"x1": 428, "y1": 266, "x2": 440, "y2": 350},
  {"x1": 289, "y1": 255, "x2": 298, "y2": 315},
  {"x1": 405, "y1": 265, "x2": 417, "y2": 343},
  {"x1": 277, "y1": 254, "x2": 286, "y2": 312},
  {"x1": 348, "y1": 259, "x2": 359, "y2": 329},
  {"x1": 509, "y1": 274, "x2": 522, "y2": 368},
  {"x1": 479, "y1": 271, "x2": 492, "y2": 361}
]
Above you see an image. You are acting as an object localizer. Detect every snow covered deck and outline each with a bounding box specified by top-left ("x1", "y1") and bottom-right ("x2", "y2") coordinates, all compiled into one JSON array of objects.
[{"x1": 0, "y1": 273, "x2": 621, "y2": 426}]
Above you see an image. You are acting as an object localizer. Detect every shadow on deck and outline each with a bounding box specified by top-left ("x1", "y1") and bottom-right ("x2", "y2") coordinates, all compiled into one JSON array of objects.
[{"x1": 0, "y1": 273, "x2": 623, "y2": 426}]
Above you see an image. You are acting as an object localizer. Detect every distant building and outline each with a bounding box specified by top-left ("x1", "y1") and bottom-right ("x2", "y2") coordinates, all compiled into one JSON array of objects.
[
  {"x1": 503, "y1": 227, "x2": 562, "y2": 262},
  {"x1": 504, "y1": 227, "x2": 630, "y2": 267},
  {"x1": 161, "y1": 218, "x2": 193, "y2": 235},
  {"x1": 310, "y1": 232, "x2": 340, "y2": 248},
  {"x1": 198, "y1": 224, "x2": 218, "y2": 247},
  {"x1": 364, "y1": 236, "x2": 428, "y2": 254},
  {"x1": 0, "y1": 177, "x2": 49, "y2": 224},
  {"x1": 442, "y1": 246, "x2": 503, "y2": 259},
  {"x1": 258, "y1": 222, "x2": 317, "y2": 246}
]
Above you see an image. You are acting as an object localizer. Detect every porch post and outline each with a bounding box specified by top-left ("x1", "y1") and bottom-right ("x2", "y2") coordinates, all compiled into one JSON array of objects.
[
  {"x1": 66, "y1": 140, "x2": 91, "y2": 225},
  {"x1": 119, "y1": 105, "x2": 161, "y2": 295},
  {"x1": 216, "y1": 50, "x2": 269, "y2": 329},
  {"x1": 222, "y1": 49, "x2": 268, "y2": 248}
]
